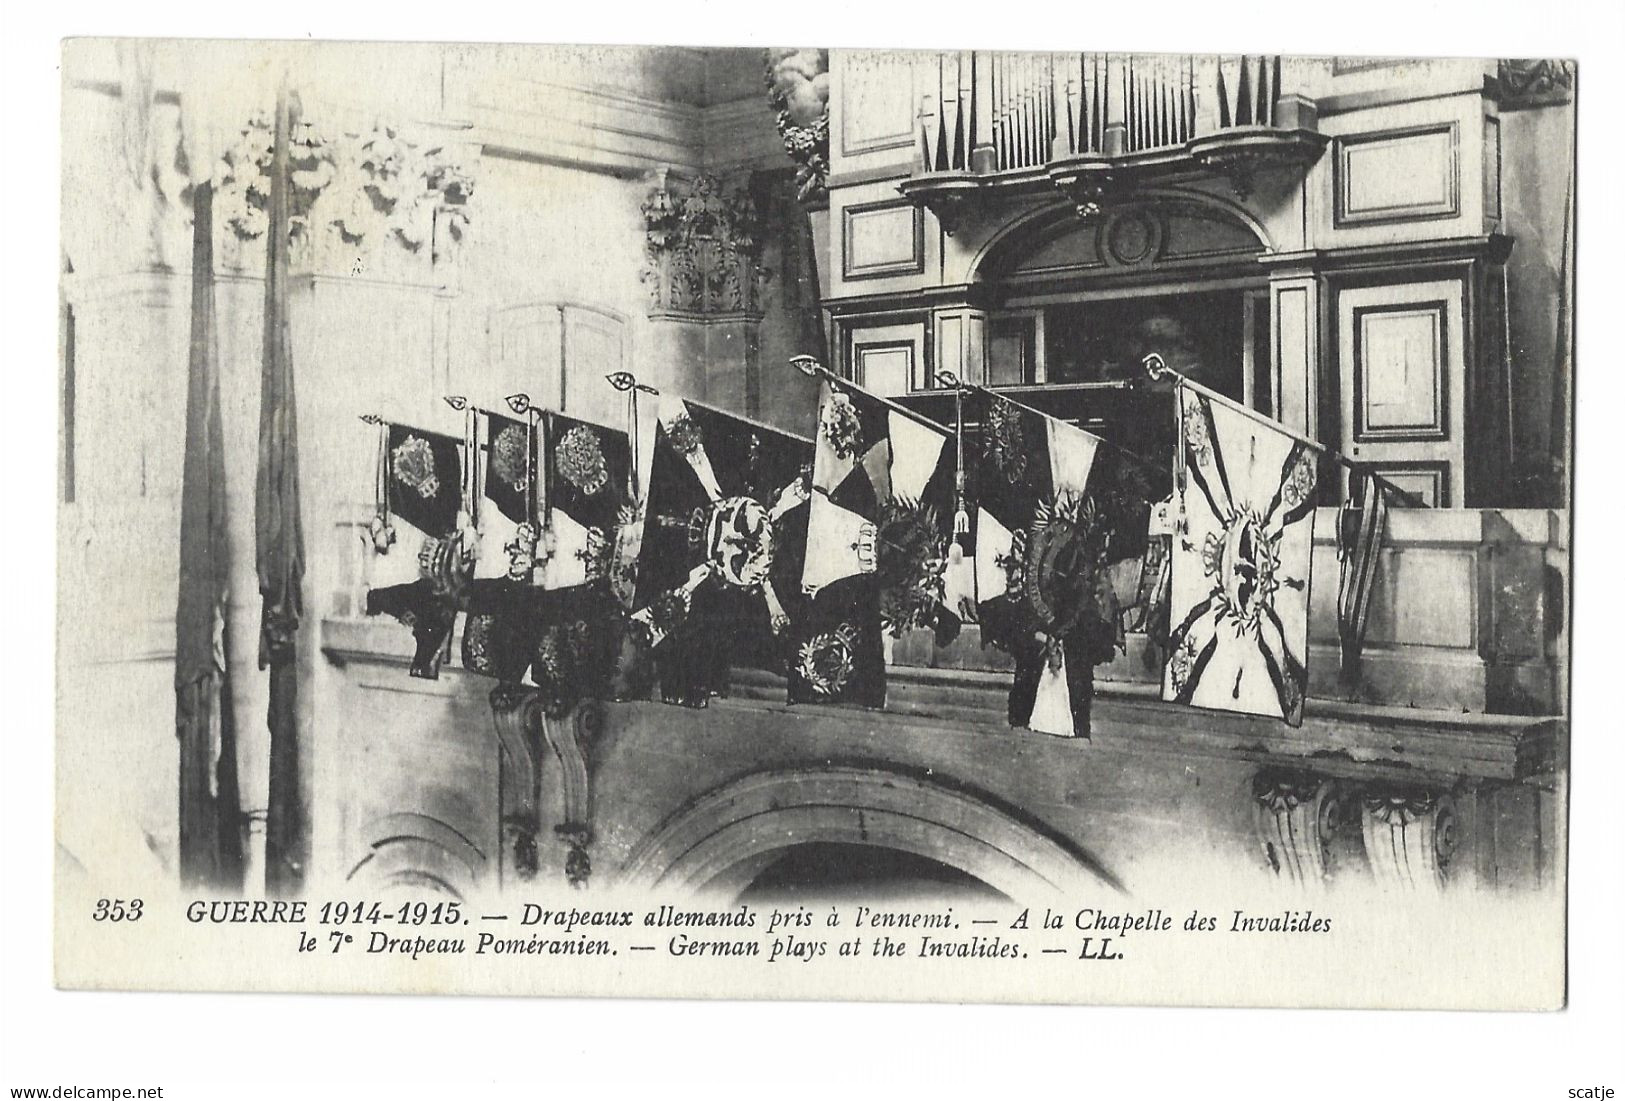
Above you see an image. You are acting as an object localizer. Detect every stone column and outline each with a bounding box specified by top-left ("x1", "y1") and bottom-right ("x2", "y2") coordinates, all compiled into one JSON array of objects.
[{"x1": 640, "y1": 170, "x2": 767, "y2": 416}]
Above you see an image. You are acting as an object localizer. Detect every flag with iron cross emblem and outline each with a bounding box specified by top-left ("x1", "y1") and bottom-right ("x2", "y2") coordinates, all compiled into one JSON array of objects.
[
  {"x1": 1163, "y1": 388, "x2": 1318, "y2": 725},
  {"x1": 629, "y1": 396, "x2": 812, "y2": 707}
]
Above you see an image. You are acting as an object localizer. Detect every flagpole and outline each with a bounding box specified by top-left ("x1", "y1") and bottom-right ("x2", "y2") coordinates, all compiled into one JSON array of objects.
[
  {"x1": 934, "y1": 369, "x2": 1169, "y2": 484},
  {"x1": 617, "y1": 370, "x2": 817, "y2": 445},
  {"x1": 788, "y1": 354, "x2": 954, "y2": 438},
  {"x1": 258, "y1": 76, "x2": 307, "y2": 897},
  {"x1": 1141, "y1": 353, "x2": 1425, "y2": 507}
]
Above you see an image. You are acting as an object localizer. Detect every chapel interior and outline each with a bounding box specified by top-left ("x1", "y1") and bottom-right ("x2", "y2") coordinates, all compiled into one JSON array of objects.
[{"x1": 57, "y1": 43, "x2": 1572, "y2": 905}]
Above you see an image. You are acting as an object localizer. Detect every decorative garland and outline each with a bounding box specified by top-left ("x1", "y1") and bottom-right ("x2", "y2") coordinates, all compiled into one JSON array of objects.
[{"x1": 765, "y1": 49, "x2": 831, "y2": 204}]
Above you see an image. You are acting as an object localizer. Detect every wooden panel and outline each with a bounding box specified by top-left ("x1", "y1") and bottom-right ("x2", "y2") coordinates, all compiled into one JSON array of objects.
[
  {"x1": 936, "y1": 313, "x2": 963, "y2": 380},
  {"x1": 1273, "y1": 283, "x2": 1313, "y2": 433},
  {"x1": 842, "y1": 199, "x2": 925, "y2": 280},
  {"x1": 1335, "y1": 278, "x2": 1465, "y2": 506},
  {"x1": 855, "y1": 343, "x2": 916, "y2": 397},
  {"x1": 1384, "y1": 547, "x2": 1477, "y2": 649},
  {"x1": 491, "y1": 303, "x2": 564, "y2": 410},
  {"x1": 1362, "y1": 463, "x2": 1448, "y2": 508},
  {"x1": 1484, "y1": 116, "x2": 1502, "y2": 226},
  {"x1": 1353, "y1": 302, "x2": 1447, "y2": 439},
  {"x1": 847, "y1": 319, "x2": 927, "y2": 397},
  {"x1": 840, "y1": 53, "x2": 918, "y2": 156},
  {"x1": 562, "y1": 305, "x2": 627, "y2": 424},
  {"x1": 1335, "y1": 123, "x2": 1459, "y2": 226}
]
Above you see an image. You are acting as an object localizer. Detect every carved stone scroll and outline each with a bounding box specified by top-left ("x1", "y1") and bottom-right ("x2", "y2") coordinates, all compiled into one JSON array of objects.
[
  {"x1": 1360, "y1": 787, "x2": 1458, "y2": 891},
  {"x1": 540, "y1": 700, "x2": 604, "y2": 889},
  {"x1": 1251, "y1": 769, "x2": 1345, "y2": 885},
  {"x1": 488, "y1": 685, "x2": 544, "y2": 886}
]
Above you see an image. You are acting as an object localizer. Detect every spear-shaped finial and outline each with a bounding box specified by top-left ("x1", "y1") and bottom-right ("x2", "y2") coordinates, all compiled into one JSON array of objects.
[
  {"x1": 789, "y1": 354, "x2": 823, "y2": 378},
  {"x1": 358, "y1": 413, "x2": 384, "y2": 425},
  {"x1": 443, "y1": 395, "x2": 469, "y2": 411},
  {"x1": 1142, "y1": 352, "x2": 1169, "y2": 380},
  {"x1": 605, "y1": 372, "x2": 659, "y2": 396},
  {"x1": 506, "y1": 393, "x2": 532, "y2": 416}
]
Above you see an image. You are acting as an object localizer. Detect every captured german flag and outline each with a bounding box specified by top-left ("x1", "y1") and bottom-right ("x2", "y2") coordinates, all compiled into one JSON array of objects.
[{"x1": 1163, "y1": 388, "x2": 1317, "y2": 725}]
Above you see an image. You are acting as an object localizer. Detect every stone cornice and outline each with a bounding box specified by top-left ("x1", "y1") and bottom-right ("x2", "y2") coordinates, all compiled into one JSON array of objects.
[{"x1": 320, "y1": 616, "x2": 1562, "y2": 786}]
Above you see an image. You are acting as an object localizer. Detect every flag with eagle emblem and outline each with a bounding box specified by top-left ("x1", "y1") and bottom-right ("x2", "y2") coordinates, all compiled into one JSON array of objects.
[
  {"x1": 460, "y1": 410, "x2": 635, "y2": 714},
  {"x1": 629, "y1": 396, "x2": 811, "y2": 707},
  {"x1": 969, "y1": 390, "x2": 1131, "y2": 738},
  {"x1": 791, "y1": 378, "x2": 961, "y2": 708},
  {"x1": 363, "y1": 422, "x2": 472, "y2": 679},
  {"x1": 1163, "y1": 389, "x2": 1318, "y2": 725}
]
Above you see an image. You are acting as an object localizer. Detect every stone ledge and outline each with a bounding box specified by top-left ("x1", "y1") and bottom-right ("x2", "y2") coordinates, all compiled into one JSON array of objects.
[{"x1": 322, "y1": 615, "x2": 1561, "y2": 786}]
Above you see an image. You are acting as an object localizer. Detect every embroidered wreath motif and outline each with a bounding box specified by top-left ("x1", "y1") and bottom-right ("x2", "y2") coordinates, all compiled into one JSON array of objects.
[
  {"x1": 875, "y1": 501, "x2": 948, "y2": 636},
  {"x1": 1183, "y1": 403, "x2": 1213, "y2": 466},
  {"x1": 820, "y1": 391, "x2": 865, "y2": 460},
  {"x1": 491, "y1": 424, "x2": 529, "y2": 493},
  {"x1": 463, "y1": 613, "x2": 493, "y2": 671},
  {"x1": 1203, "y1": 506, "x2": 1283, "y2": 637},
  {"x1": 666, "y1": 411, "x2": 703, "y2": 457},
  {"x1": 796, "y1": 623, "x2": 861, "y2": 697},
  {"x1": 1021, "y1": 493, "x2": 1103, "y2": 638},
  {"x1": 1279, "y1": 451, "x2": 1317, "y2": 511},
  {"x1": 391, "y1": 434, "x2": 441, "y2": 499},
  {"x1": 984, "y1": 402, "x2": 1028, "y2": 484},
  {"x1": 556, "y1": 425, "x2": 609, "y2": 495}
]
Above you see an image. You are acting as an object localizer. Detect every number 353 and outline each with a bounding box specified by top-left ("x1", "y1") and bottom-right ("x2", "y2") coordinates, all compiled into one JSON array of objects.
[{"x1": 92, "y1": 898, "x2": 144, "y2": 922}]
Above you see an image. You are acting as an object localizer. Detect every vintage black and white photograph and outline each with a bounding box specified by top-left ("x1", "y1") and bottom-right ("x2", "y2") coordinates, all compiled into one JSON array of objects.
[{"x1": 47, "y1": 37, "x2": 1579, "y2": 1012}]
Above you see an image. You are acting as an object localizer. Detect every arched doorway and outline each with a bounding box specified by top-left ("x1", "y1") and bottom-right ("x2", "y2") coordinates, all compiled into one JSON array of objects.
[
  {"x1": 897, "y1": 190, "x2": 1278, "y2": 463},
  {"x1": 346, "y1": 812, "x2": 487, "y2": 901},
  {"x1": 738, "y1": 842, "x2": 1008, "y2": 903},
  {"x1": 618, "y1": 765, "x2": 1119, "y2": 901},
  {"x1": 972, "y1": 194, "x2": 1272, "y2": 411}
]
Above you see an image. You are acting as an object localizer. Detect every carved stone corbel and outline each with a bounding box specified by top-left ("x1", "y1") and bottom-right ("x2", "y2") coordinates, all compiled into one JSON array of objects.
[
  {"x1": 931, "y1": 191, "x2": 981, "y2": 237},
  {"x1": 1050, "y1": 168, "x2": 1120, "y2": 223},
  {"x1": 1251, "y1": 769, "x2": 1348, "y2": 885},
  {"x1": 1497, "y1": 59, "x2": 1575, "y2": 109},
  {"x1": 1359, "y1": 786, "x2": 1459, "y2": 891},
  {"x1": 488, "y1": 685, "x2": 544, "y2": 885},
  {"x1": 539, "y1": 699, "x2": 605, "y2": 889}
]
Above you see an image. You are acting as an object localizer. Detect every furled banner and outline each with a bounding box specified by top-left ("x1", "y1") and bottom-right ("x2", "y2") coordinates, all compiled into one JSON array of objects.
[
  {"x1": 969, "y1": 391, "x2": 1130, "y2": 738},
  {"x1": 630, "y1": 397, "x2": 811, "y2": 707},
  {"x1": 460, "y1": 410, "x2": 635, "y2": 715},
  {"x1": 791, "y1": 377, "x2": 961, "y2": 707},
  {"x1": 363, "y1": 422, "x2": 472, "y2": 679},
  {"x1": 1162, "y1": 389, "x2": 1317, "y2": 725},
  {"x1": 1335, "y1": 470, "x2": 1390, "y2": 684}
]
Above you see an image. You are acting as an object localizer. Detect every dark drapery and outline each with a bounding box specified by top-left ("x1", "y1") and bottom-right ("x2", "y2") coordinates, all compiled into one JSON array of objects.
[
  {"x1": 257, "y1": 86, "x2": 307, "y2": 895},
  {"x1": 175, "y1": 179, "x2": 244, "y2": 889}
]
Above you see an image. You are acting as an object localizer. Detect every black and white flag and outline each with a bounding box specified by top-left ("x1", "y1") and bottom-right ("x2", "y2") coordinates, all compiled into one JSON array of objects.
[
  {"x1": 968, "y1": 390, "x2": 1122, "y2": 738},
  {"x1": 1163, "y1": 389, "x2": 1317, "y2": 725},
  {"x1": 363, "y1": 422, "x2": 471, "y2": 679},
  {"x1": 790, "y1": 378, "x2": 962, "y2": 708},
  {"x1": 629, "y1": 396, "x2": 812, "y2": 707}
]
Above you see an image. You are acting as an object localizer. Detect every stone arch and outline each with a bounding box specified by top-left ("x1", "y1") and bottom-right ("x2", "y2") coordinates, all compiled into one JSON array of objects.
[
  {"x1": 967, "y1": 187, "x2": 1273, "y2": 286},
  {"x1": 618, "y1": 766, "x2": 1121, "y2": 900},
  {"x1": 347, "y1": 813, "x2": 488, "y2": 900}
]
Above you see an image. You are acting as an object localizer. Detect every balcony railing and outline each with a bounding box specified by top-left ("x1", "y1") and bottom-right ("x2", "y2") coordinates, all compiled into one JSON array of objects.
[{"x1": 905, "y1": 52, "x2": 1325, "y2": 226}]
